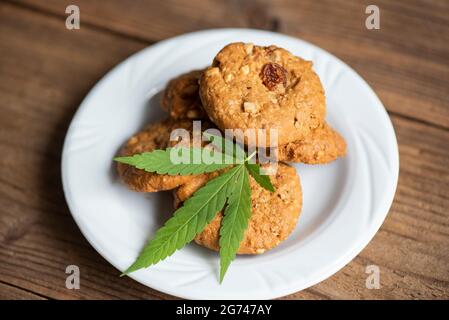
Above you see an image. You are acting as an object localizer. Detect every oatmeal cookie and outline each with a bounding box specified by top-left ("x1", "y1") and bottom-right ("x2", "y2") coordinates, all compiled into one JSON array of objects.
[
  {"x1": 161, "y1": 69, "x2": 206, "y2": 120},
  {"x1": 174, "y1": 163, "x2": 302, "y2": 254},
  {"x1": 117, "y1": 119, "x2": 206, "y2": 192},
  {"x1": 199, "y1": 42, "x2": 326, "y2": 145},
  {"x1": 278, "y1": 122, "x2": 346, "y2": 164}
]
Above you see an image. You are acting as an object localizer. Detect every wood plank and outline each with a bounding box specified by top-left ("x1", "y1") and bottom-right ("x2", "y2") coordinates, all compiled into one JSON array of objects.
[
  {"x1": 11, "y1": 0, "x2": 449, "y2": 130},
  {"x1": 0, "y1": 2, "x2": 170, "y2": 300},
  {"x1": 0, "y1": 281, "x2": 47, "y2": 300},
  {"x1": 285, "y1": 114, "x2": 449, "y2": 300},
  {"x1": 0, "y1": 1, "x2": 448, "y2": 299}
]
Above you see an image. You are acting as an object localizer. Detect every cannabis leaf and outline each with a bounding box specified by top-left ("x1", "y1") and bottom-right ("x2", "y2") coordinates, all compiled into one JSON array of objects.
[
  {"x1": 122, "y1": 165, "x2": 242, "y2": 275},
  {"x1": 114, "y1": 147, "x2": 234, "y2": 175},
  {"x1": 245, "y1": 163, "x2": 275, "y2": 192},
  {"x1": 219, "y1": 165, "x2": 251, "y2": 282},
  {"x1": 118, "y1": 137, "x2": 277, "y2": 282}
]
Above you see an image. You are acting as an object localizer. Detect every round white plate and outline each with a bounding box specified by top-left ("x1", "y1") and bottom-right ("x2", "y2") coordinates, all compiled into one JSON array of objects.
[{"x1": 62, "y1": 29, "x2": 399, "y2": 299}]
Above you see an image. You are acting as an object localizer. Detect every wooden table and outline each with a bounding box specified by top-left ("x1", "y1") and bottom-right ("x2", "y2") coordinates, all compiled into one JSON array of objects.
[{"x1": 1, "y1": 0, "x2": 448, "y2": 300}]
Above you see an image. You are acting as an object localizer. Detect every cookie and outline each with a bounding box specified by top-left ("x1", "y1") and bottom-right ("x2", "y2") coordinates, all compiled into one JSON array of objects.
[
  {"x1": 161, "y1": 69, "x2": 206, "y2": 120},
  {"x1": 174, "y1": 163, "x2": 302, "y2": 254},
  {"x1": 278, "y1": 122, "x2": 346, "y2": 164},
  {"x1": 173, "y1": 170, "x2": 222, "y2": 209},
  {"x1": 117, "y1": 119, "x2": 203, "y2": 192},
  {"x1": 199, "y1": 42, "x2": 326, "y2": 146}
]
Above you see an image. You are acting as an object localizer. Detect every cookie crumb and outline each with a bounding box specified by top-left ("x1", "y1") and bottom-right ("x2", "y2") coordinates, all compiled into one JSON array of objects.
[
  {"x1": 243, "y1": 101, "x2": 259, "y2": 114},
  {"x1": 186, "y1": 109, "x2": 200, "y2": 118},
  {"x1": 273, "y1": 50, "x2": 282, "y2": 62},
  {"x1": 207, "y1": 67, "x2": 220, "y2": 76},
  {"x1": 244, "y1": 43, "x2": 254, "y2": 55}
]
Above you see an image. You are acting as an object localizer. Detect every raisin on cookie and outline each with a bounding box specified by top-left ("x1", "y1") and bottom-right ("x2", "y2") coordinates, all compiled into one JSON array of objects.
[
  {"x1": 199, "y1": 42, "x2": 326, "y2": 145},
  {"x1": 279, "y1": 122, "x2": 346, "y2": 164},
  {"x1": 174, "y1": 163, "x2": 302, "y2": 254},
  {"x1": 161, "y1": 69, "x2": 206, "y2": 120},
  {"x1": 117, "y1": 119, "x2": 202, "y2": 192}
]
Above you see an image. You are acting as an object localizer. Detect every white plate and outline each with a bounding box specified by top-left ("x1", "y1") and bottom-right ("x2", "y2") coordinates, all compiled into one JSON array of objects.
[{"x1": 62, "y1": 29, "x2": 399, "y2": 299}]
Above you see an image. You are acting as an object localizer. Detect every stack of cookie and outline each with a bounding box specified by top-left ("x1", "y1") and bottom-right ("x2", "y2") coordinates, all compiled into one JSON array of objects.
[{"x1": 117, "y1": 42, "x2": 346, "y2": 255}]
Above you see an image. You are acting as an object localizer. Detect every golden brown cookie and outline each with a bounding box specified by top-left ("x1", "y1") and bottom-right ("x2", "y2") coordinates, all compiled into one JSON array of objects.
[
  {"x1": 161, "y1": 69, "x2": 206, "y2": 120},
  {"x1": 278, "y1": 122, "x2": 346, "y2": 164},
  {"x1": 173, "y1": 171, "x2": 221, "y2": 208},
  {"x1": 117, "y1": 119, "x2": 204, "y2": 192},
  {"x1": 199, "y1": 42, "x2": 326, "y2": 145},
  {"x1": 174, "y1": 163, "x2": 302, "y2": 254}
]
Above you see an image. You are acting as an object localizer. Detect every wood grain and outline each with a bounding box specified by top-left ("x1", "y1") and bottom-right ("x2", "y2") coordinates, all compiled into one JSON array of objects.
[
  {"x1": 0, "y1": 281, "x2": 46, "y2": 300},
  {"x1": 12, "y1": 0, "x2": 449, "y2": 129},
  {"x1": 0, "y1": 0, "x2": 448, "y2": 299}
]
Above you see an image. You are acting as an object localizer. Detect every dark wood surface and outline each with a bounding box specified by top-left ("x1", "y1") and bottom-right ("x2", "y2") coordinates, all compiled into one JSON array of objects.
[{"x1": 0, "y1": 0, "x2": 448, "y2": 299}]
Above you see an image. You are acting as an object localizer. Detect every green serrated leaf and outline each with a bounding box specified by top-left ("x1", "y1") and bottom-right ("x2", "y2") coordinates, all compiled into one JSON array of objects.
[
  {"x1": 219, "y1": 166, "x2": 252, "y2": 282},
  {"x1": 114, "y1": 147, "x2": 233, "y2": 175},
  {"x1": 245, "y1": 163, "x2": 275, "y2": 192},
  {"x1": 204, "y1": 132, "x2": 246, "y2": 162},
  {"x1": 123, "y1": 164, "x2": 244, "y2": 275}
]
